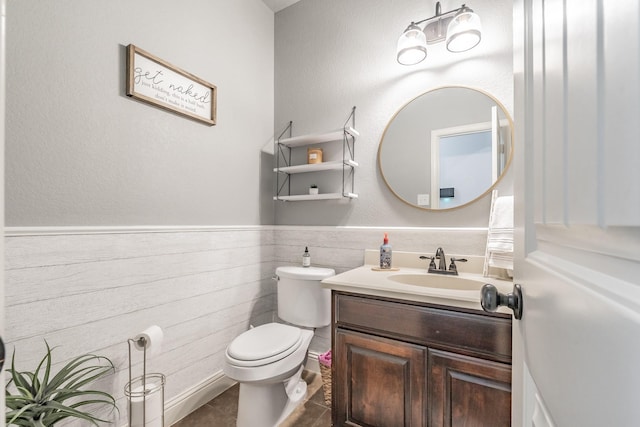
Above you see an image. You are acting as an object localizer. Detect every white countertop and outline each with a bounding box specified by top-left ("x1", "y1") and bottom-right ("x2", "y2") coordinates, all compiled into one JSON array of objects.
[{"x1": 322, "y1": 251, "x2": 513, "y2": 313}]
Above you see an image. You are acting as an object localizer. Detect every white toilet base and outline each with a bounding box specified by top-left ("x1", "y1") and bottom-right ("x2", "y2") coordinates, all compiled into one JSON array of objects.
[{"x1": 236, "y1": 366, "x2": 307, "y2": 427}]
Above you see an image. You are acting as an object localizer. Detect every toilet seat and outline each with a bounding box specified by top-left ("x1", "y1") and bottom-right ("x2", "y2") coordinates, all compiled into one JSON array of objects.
[{"x1": 226, "y1": 323, "x2": 303, "y2": 367}]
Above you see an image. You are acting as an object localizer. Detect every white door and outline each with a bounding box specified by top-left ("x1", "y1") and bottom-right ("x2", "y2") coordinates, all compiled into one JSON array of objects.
[{"x1": 510, "y1": 1, "x2": 640, "y2": 426}]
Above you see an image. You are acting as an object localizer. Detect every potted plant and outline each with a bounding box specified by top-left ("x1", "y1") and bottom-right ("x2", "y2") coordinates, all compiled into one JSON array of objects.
[
  {"x1": 309, "y1": 184, "x2": 319, "y2": 195},
  {"x1": 6, "y1": 341, "x2": 118, "y2": 427}
]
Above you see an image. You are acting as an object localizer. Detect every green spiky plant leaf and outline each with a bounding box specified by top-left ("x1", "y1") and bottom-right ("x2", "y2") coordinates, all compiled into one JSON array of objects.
[{"x1": 6, "y1": 341, "x2": 118, "y2": 426}]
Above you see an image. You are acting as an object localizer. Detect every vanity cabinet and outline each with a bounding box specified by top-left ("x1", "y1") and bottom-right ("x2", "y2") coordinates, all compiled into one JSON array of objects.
[
  {"x1": 332, "y1": 291, "x2": 512, "y2": 427},
  {"x1": 274, "y1": 107, "x2": 358, "y2": 201}
]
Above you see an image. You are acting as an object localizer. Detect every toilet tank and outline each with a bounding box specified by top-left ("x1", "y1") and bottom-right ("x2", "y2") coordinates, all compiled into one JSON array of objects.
[{"x1": 275, "y1": 266, "x2": 334, "y2": 328}]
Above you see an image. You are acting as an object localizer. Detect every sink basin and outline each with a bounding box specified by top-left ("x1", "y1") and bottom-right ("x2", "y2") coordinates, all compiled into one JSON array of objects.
[{"x1": 387, "y1": 273, "x2": 484, "y2": 291}]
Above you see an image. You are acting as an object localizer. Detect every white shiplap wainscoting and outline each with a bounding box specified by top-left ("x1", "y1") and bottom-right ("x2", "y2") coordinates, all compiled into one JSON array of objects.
[
  {"x1": 5, "y1": 225, "x2": 488, "y2": 426},
  {"x1": 5, "y1": 226, "x2": 277, "y2": 427},
  {"x1": 274, "y1": 226, "x2": 489, "y2": 273},
  {"x1": 273, "y1": 226, "x2": 490, "y2": 355}
]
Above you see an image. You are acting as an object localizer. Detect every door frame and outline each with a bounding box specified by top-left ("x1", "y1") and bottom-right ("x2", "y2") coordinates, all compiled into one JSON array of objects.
[{"x1": 430, "y1": 121, "x2": 493, "y2": 209}]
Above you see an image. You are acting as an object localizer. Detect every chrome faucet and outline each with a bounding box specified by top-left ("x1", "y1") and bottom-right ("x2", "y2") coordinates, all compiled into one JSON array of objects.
[
  {"x1": 434, "y1": 247, "x2": 446, "y2": 271},
  {"x1": 420, "y1": 247, "x2": 467, "y2": 276}
]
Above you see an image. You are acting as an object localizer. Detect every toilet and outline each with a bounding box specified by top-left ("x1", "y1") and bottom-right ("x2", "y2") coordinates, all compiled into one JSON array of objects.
[{"x1": 223, "y1": 266, "x2": 334, "y2": 427}]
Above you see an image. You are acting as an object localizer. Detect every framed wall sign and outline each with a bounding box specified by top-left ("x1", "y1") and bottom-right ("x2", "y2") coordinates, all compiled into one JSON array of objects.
[{"x1": 126, "y1": 44, "x2": 217, "y2": 126}]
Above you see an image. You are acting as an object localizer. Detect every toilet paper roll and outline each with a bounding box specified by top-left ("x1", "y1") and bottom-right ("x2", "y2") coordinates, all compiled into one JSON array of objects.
[
  {"x1": 129, "y1": 383, "x2": 163, "y2": 427},
  {"x1": 133, "y1": 325, "x2": 164, "y2": 356}
]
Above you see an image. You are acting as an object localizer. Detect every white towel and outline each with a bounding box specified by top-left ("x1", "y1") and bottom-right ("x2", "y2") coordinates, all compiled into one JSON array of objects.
[
  {"x1": 487, "y1": 195, "x2": 514, "y2": 270},
  {"x1": 488, "y1": 196, "x2": 514, "y2": 229}
]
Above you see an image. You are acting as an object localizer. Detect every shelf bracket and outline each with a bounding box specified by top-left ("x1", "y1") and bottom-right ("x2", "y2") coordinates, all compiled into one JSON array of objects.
[
  {"x1": 275, "y1": 121, "x2": 293, "y2": 199},
  {"x1": 342, "y1": 106, "x2": 357, "y2": 197}
]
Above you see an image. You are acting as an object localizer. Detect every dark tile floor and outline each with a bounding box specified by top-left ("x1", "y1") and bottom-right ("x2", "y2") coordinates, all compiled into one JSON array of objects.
[{"x1": 171, "y1": 371, "x2": 331, "y2": 427}]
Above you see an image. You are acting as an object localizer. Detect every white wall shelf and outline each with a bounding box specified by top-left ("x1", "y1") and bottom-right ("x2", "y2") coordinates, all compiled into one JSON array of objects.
[
  {"x1": 278, "y1": 127, "x2": 359, "y2": 148},
  {"x1": 274, "y1": 107, "x2": 358, "y2": 201},
  {"x1": 274, "y1": 159, "x2": 359, "y2": 174},
  {"x1": 273, "y1": 193, "x2": 358, "y2": 201}
]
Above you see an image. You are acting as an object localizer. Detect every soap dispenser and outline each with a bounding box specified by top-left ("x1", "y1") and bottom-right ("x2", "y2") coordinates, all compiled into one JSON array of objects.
[
  {"x1": 302, "y1": 247, "x2": 311, "y2": 267},
  {"x1": 379, "y1": 233, "x2": 392, "y2": 269}
]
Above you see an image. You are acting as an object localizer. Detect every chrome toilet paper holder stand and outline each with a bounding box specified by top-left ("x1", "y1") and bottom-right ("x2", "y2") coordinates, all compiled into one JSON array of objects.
[{"x1": 125, "y1": 336, "x2": 166, "y2": 427}]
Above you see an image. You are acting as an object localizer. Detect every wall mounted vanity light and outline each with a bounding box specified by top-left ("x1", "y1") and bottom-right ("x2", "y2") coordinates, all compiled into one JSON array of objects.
[{"x1": 396, "y1": 2, "x2": 482, "y2": 65}]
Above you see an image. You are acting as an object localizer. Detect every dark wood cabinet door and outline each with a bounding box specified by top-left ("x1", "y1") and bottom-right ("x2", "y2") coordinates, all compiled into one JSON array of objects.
[
  {"x1": 333, "y1": 328, "x2": 428, "y2": 427},
  {"x1": 428, "y1": 349, "x2": 512, "y2": 427}
]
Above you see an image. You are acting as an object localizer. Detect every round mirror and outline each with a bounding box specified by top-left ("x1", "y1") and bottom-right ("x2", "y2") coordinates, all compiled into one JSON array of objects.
[{"x1": 378, "y1": 86, "x2": 513, "y2": 210}]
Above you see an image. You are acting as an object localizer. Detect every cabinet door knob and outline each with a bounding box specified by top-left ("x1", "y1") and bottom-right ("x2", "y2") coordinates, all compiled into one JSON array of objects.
[{"x1": 481, "y1": 284, "x2": 523, "y2": 320}]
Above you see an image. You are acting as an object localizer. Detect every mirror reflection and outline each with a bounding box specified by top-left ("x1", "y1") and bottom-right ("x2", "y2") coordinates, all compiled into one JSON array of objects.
[{"x1": 378, "y1": 87, "x2": 513, "y2": 210}]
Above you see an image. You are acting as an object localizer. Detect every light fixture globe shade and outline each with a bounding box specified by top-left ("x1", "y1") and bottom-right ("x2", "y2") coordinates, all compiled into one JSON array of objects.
[
  {"x1": 397, "y1": 23, "x2": 427, "y2": 65},
  {"x1": 446, "y1": 8, "x2": 482, "y2": 53}
]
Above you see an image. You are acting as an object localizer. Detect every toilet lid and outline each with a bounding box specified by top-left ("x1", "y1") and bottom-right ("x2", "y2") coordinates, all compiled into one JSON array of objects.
[{"x1": 227, "y1": 323, "x2": 303, "y2": 366}]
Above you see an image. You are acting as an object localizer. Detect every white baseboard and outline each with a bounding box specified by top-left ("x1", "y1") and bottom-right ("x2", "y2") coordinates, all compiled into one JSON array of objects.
[{"x1": 164, "y1": 371, "x2": 236, "y2": 426}]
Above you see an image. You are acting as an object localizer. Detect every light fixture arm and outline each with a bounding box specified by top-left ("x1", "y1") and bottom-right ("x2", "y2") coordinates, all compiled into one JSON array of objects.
[{"x1": 410, "y1": 2, "x2": 466, "y2": 28}]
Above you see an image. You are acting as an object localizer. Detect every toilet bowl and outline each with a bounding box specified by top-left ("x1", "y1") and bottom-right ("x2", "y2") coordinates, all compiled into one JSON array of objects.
[
  {"x1": 224, "y1": 323, "x2": 313, "y2": 383},
  {"x1": 223, "y1": 266, "x2": 334, "y2": 427}
]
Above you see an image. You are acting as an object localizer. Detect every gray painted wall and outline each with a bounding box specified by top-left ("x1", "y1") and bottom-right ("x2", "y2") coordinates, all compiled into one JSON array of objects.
[
  {"x1": 274, "y1": 0, "x2": 513, "y2": 226},
  {"x1": 7, "y1": 0, "x2": 512, "y2": 229},
  {"x1": 6, "y1": 0, "x2": 274, "y2": 226}
]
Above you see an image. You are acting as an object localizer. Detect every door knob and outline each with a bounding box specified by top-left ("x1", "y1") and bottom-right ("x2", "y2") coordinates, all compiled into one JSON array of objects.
[{"x1": 481, "y1": 284, "x2": 523, "y2": 319}]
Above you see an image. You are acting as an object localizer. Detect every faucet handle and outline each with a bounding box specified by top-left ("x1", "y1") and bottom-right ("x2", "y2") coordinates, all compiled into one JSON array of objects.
[
  {"x1": 448, "y1": 258, "x2": 468, "y2": 273},
  {"x1": 419, "y1": 255, "x2": 437, "y2": 270}
]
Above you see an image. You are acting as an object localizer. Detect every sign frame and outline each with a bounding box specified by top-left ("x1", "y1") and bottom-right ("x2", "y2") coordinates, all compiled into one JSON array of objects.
[{"x1": 126, "y1": 44, "x2": 216, "y2": 126}]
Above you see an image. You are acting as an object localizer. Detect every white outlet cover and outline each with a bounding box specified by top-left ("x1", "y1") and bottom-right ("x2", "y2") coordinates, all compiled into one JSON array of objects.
[{"x1": 417, "y1": 194, "x2": 430, "y2": 206}]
